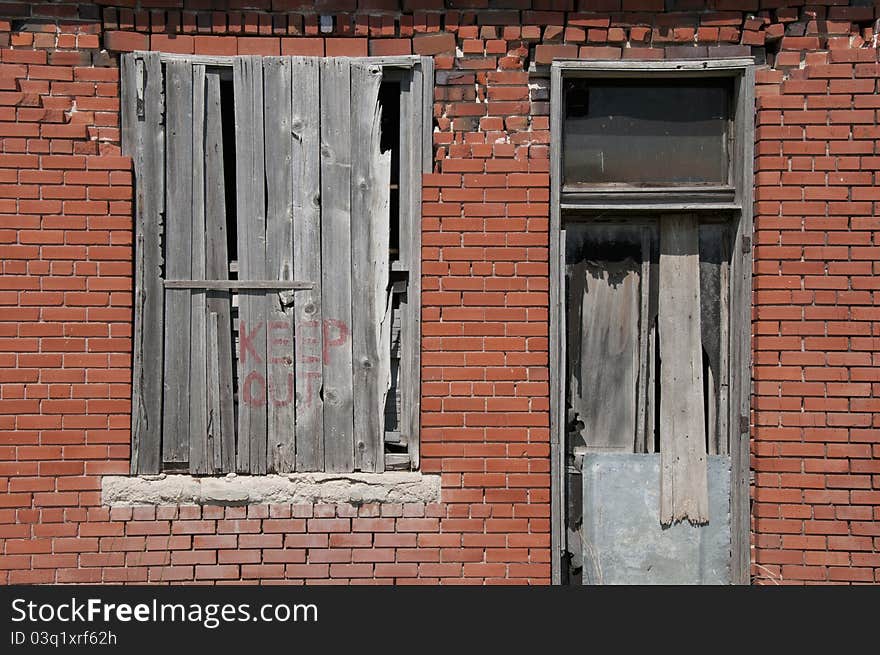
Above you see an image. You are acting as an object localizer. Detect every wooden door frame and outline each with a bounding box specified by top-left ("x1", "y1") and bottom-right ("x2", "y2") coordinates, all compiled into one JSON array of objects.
[{"x1": 549, "y1": 59, "x2": 756, "y2": 585}]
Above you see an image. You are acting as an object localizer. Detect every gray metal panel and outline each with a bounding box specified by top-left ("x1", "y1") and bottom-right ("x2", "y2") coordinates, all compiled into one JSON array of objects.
[{"x1": 581, "y1": 453, "x2": 731, "y2": 585}]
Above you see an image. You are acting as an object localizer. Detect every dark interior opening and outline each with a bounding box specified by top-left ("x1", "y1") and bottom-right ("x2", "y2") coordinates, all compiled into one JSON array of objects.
[
  {"x1": 220, "y1": 76, "x2": 238, "y2": 273},
  {"x1": 379, "y1": 79, "x2": 401, "y2": 260}
]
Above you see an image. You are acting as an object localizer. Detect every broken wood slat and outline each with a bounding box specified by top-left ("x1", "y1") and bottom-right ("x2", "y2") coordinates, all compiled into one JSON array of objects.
[
  {"x1": 319, "y1": 58, "x2": 355, "y2": 473},
  {"x1": 658, "y1": 214, "x2": 709, "y2": 526},
  {"x1": 291, "y1": 57, "x2": 324, "y2": 472},
  {"x1": 204, "y1": 71, "x2": 235, "y2": 473},
  {"x1": 569, "y1": 257, "x2": 640, "y2": 453},
  {"x1": 189, "y1": 64, "x2": 210, "y2": 475},
  {"x1": 123, "y1": 52, "x2": 164, "y2": 475},
  {"x1": 351, "y1": 62, "x2": 392, "y2": 473},
  {"x1": 206, "y1": 311, "x2": 222, "y2": 472},
  {"x1": 162, "y1": 60, "x2": 194, "y2": 465},
  {"x1": 263, "y1": 57, "x2": 296, "y2": 473},
  {"x1": 699, "y1": 223, "x2": 724, "y2": 456},
  {"x1": 234, "y1": 55, "x2": 268, "y2": 474},
  {"x1": 164, "y1": 280, "x2": 313, "y2": 290}
]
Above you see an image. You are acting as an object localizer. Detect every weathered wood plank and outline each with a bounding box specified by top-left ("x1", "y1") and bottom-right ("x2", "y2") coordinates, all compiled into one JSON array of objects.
[
  {"x1": 549, "y1": 63, "x2": 563, "y2": 585},
  {"x1": 405, "y1": 61, "x2": 427, "y2": 470},
  {"x1": 162, "y1": 60, "x2": 194, "y2": 465},
  {"x1": 569, "y1": 257, "x2": 640, "y2": 452},
  {"x1": 204, "y1": 71, "x2": 235, "y2": 474},
  {"x1": 206, "y1": 311, "x2": 222, "y2": 472},
  {"x1": 188, "y1": 64, "x2": 209, "y2": 474},
  {"x1": 718, "y1": 236, "x2": 730, "y2": 457},
  {"x1": 658, "y1": 214, "x2": 709, "y2": 526},
  {"x1": 731, "y1": 64, "x2": 756, "y2": 585},
  {"x1": 234, "y1": 55, "x2": 268, "y2": 474},
  {"x1": 320, "y1": 58, "x2": 355, "y2": 473},
  {"x1": 124, "y1": 52, "x2": 165, "y2": 474},
  {"x1": 351, "y1": 63, "x2": 391, "y2": 473},
  {"x1": 263, "y1": 57, "x2": 296, "y2": 473},
  {"x1": 165, "y1": 280, "x2": 312, "y2": 290},
  {"x1": 635, "y1": 229, "x2": 651, "y2": 453},
  {"x1": 291, "y1": 57, "x2": 324, "y2": 472}
]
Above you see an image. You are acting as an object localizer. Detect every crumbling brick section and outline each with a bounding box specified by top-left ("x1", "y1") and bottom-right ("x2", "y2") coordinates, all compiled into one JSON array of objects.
[{"x1": 0, "y1": 2, "x2": 879, "y2": 585}]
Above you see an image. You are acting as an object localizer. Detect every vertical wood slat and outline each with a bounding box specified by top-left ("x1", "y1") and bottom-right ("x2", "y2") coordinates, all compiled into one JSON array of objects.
[
  {"x1": 396, "y1": 67, "x2": 413, "y2": 465},
  {"x1": 188, "y1": 65, "x2": 209, "y2": 474},
  {"x1": 570, "y1": 257, "x2": 640, "y2": 452},
  {"x1": 406, "y1": 59, "x2": 428, "y2": 470},
  {"x1": 162, "y1": 60, "x2": 194, "y2": 465},
  {"x1": 124, "y1": 52, "x2": 165, "y2": 474},
  {"x1": 635, "y1": 229, "x2": 651, "y2": 453},
  {"x1": 320, "y1": 58, "x2": 355, "y2": 473},
  {"x1": 549, "y1": 63, "x2": 564, "y2": 584},
  {"x1": 207, "y1": 311, "x2": 222, "y2": 471},
  {"x1": 731, "y1": 65, "x2": 756, "y2": 585},
  {"x1": 234, "y1": 56, "x2": 268, "y2": 474},
  {"x1": 204, "y1": 71, "x2": 235, "y2": 473},
  {"x1": 291, "y1": 57, "x2": 324, "y2": 472},
  {"x1": 263, "y1": 57, "x2": 296, "y2": 473},
  {"x1": 718, "y1": 236, "x2": 730, "y2": 456},
  {"x1": 658, "y1": 214, "x2": 709, "y2": 526},
  {"x1": 351, "y1": 63, "x2": 391, "y2": 473}
]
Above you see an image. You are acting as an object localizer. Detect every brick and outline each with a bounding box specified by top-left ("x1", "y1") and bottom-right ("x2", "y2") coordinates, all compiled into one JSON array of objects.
[
  {"x1": 103, "y1": 31, "x2": 148, "y2": 52},
  {"x1": 413, "y1": 32, "x2": 455, "y2": 56}
]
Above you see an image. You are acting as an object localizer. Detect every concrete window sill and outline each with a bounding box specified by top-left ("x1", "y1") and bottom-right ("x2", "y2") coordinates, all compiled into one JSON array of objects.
[{"x1": 102, "y1": 472, "x2": 441, "y2": 507}]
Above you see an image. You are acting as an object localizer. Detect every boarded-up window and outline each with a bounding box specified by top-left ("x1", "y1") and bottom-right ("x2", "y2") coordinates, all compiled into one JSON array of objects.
[{"x1": 122, "y1": 53, "x2": 432, "y2": 475}]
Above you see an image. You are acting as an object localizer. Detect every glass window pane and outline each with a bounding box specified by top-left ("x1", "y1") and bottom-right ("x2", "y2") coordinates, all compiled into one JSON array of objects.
[{"x1": 563, "y1": 79, "x2": 731, "y2": 187}]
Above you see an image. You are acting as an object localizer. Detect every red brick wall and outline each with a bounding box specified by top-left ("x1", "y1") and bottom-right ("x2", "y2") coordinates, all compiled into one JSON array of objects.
[{"x1": 0, "y1": 1, "x2": 878, "y2": 585}]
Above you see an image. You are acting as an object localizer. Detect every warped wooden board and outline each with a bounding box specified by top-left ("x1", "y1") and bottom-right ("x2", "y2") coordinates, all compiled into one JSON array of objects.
[
  {"x1": 162, "y1": 60, "x2": 194, "y2": 465},
  {"x1": 234, "y1": 56, "x2": 268, "y2": 474},
  {"x1": 319, "y1": 58, "x2": 355, "y2": 473},
  {"x1": 290, "y1": 57, "x2": 324, "y2": 472},
  {"x1": 263, "y1": 57, "x2": 296, "y2": 473},
  {"x1": 350, "y1": 62, "x2": 391, "y2": 473},
  {"x1": 568, "y1": 257, "x2": 640, "y2": 453},
  {"x1": 123, "y1": 52, "x2": 165, "y2": 474},
  {"x1": 658, "y1": 214, "x2": 709, "y2": 526},
  {"x1": 188, "y1": 64, "x2": 210, "y2": 474},
  {"x1": 204, "y1": 71, "x2": 235, "y2": 473}
]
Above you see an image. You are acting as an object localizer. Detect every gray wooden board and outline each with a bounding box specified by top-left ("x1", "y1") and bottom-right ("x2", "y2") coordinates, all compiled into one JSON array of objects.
[
  {"x1": 549, "y1": 64, "x2": 564, "y2": 584},
  {"x1": 658, "y1": 214, "x2": 709, "y2": 526},
  {"x1": 204, "y1": 71, "x2": 235, "y2": 473},
  {"x1": 264, "y1": 57, "x2": 296, "y2": 473},
  {"x1": 699, "y1": 223, "x2": 723, "y2": 456},
  {"x1": 188, "y1": 65, "x2": 209, "y2": 474},
  {"x1": 291, "y1": 57, "x2": 324, "y2": 472},
  {"x1": 581, "y1": 453, "x2": 731, "y2": 585},
  {"x1": 351, "y1": 62, "x2": 391, "y2": 473},
  {"x1": 731, "y1": 65, "x2": 756, "y2": 584},
  {"x1": 162, "y1": 60, "x2": 194, "y2": 465},
  {"x1": 568, "y1": 257, "x2": 640, "y2": 453},
  {"x1": 207, "y1": 312, "x2": 222, "y2": 472},
  {"x1": 234, "y1": 56, "x2": 268, "y2": 473},
  {"x1": 165, "y1": 280, "x2": 312, "y2": 290},
  {"x1": 636, "y1": 230, "x2": 651, "y2": 453},
  {"x1": 124, "y1": 52, "x2": 165, "y2": 474},
  {"x1": 407, "y1": 60, "x2": 427, "y2": 470},
  {"x1": 320, "y1": 58, "x2": 355, "y2": 473}
]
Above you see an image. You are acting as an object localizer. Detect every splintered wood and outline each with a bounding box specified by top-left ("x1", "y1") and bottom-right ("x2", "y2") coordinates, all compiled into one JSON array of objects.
[
  {"x1": 569, "y1": 258, "x2": 640, "y2": 453},
  {"x1": 658, "y1": 215, "x2": 709, "y2": 526}
]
